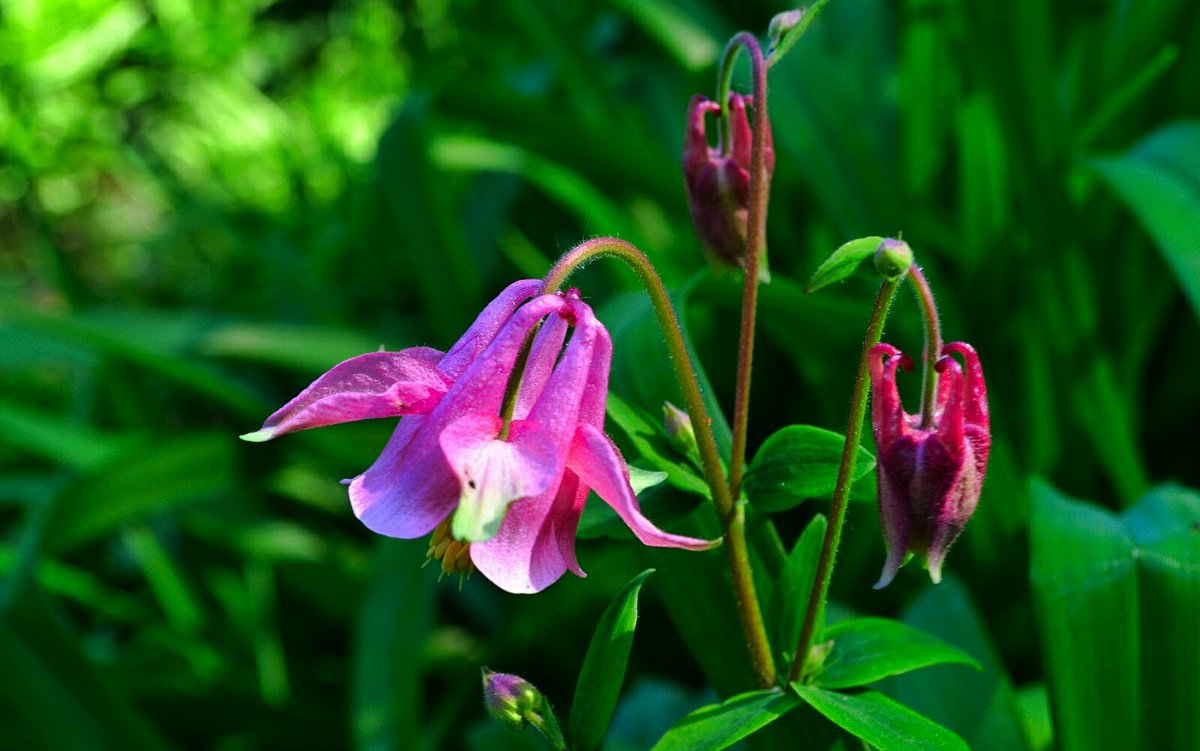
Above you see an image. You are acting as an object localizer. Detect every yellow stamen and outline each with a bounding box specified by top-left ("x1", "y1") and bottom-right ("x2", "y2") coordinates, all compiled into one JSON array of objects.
[{"x1": 425, "y1": 518, "x2": 475, "y2": 582}]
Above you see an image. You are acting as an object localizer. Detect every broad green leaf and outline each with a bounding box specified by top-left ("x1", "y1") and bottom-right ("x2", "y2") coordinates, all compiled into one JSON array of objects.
[
  {"x1": 569, "y1": 569, "x2": 653, "y2": 751},
  {"x1": 768, "y1": 513, "x2": 827, "y2": 668},
  {"x1": 810, "y1": 617, "x2": 980, "y2": 689},
  {"x1": 1031, "y1": 480, "x2": 1200, "y2": 751},
  {"x1": 41, "y1": 434, "x2": 237, "y2": 553},
  {"x1": 1121, "y1": 485, "x2": 1200, "y2": 751},
  {"x1": 791, "y1": 685, "x2": 969, "y2": 751},
  {"x1": 881, "y1": 579, "x2": 1033, "y2": 751},
  {"x1": 649, "y1": 689, "x2": 801, "y2": 751},
  {"x1": 1089, "y1": 121, "x2": 1200, "y2": 319},
  {"x1": 743, "y1": 425, "x2": 875, "y2": 512},
  {"x1": 806, "y1": 237, "x2": 885, "y2": 293},
  {"x1": 1029, "y1": 479, "x2": 1138, "y2": 751}
]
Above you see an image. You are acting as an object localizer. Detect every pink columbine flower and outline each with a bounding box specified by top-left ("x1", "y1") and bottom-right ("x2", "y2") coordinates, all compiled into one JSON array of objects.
[
  {"x1": 682, "y1": 92, "x2": 774, "y2": 280},
  {"x1": 243, "y1": 280, "x2": 715, "y2": 593},
  {"x1": 868, "y1": 341, "x2": 990, "y2": 588}
]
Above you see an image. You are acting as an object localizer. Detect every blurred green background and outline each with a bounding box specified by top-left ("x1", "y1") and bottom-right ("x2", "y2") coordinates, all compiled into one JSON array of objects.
[{"x1": 2, "y1": 0, "x2": 1198, "y2": 749}]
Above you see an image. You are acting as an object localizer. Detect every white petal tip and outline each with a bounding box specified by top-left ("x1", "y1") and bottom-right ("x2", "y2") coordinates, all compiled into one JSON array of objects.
[{"x1": 239, "y1": 428, "x2": 276, "y2": 443}]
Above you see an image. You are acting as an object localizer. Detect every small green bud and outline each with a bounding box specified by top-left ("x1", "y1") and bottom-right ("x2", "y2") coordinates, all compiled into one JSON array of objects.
[
  {"x1": 481, "y1": 669, "x2": 567, "y2": 749},
  {"x1": 482, "y1": 669, "x2": 539, "y2": 734},
  {"x1": 768, "y1": 9, "x2": 805, "y2": 54},
  {"x1": 874, "y1": 238, "x2": 913, "y2": 280},
  {"x1": 662, "y1": 401, "x2": 699, "y2": 461}
]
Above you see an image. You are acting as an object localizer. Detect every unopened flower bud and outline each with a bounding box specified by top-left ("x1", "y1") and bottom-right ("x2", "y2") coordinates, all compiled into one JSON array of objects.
[
  {"x1": 874, "y1": 238, "x2": 913, "y2": 280},
  {"x1": 869, "y1": 342, "x2": 990, "y2": 588},
  {"x1": 482, "y1": 669, "x2": 539, "y2": 734},
  {"x1": 682, "y1": 92, "x2": 774, "y2": 281},
  {"x1": 481, "y1": 669, "x2": 566, "y2": 748},
  {"x1": 662, "y1": 401, "x2": 699, "y2": 461},
  {"x1": 768, "y1": 9, "x2": 805, "y2": 56}
]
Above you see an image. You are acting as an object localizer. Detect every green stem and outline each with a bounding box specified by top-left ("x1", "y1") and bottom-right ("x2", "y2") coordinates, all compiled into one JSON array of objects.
[
  {"x1": 906, "y1": 265, "x2": 942, "y2": 429},
  {"x1": 542, "y1": 237, "x2": 776, "y2": 688},
  {"x1": 789, "y1": 276, "x2": 901, "y2": 684},
  {"x1": 724, "y1": 32, "x2": 769, "y2": 506}
]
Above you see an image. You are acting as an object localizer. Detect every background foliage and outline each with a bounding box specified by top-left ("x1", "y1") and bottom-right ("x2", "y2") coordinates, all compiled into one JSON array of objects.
[{"x1": 1, "y1": 0, "x2": 1197, "y2": 749}]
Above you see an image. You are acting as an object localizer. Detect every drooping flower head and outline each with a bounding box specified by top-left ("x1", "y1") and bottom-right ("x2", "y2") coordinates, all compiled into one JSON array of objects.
[
  {"x1": 244, "y1": 280, "x2": 715, "y2": 593},
  {"x1": 682, "y1": 92, "x2": 774, "y2": 280},
  {"x1": 869, "y1": 341, "x2": 990, "y2": 588}
]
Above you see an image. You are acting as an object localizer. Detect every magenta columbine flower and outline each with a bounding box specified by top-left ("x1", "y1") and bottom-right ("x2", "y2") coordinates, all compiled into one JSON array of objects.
[
  {"x1": 244, "y1": 280, "x2": 715, "y2": 593},
  {"x1": 869, "y1": 341, "x2": 990, "y2": 588},
  {"x1": 682, "y1": 92, "x2": 774, "y2": 280}
]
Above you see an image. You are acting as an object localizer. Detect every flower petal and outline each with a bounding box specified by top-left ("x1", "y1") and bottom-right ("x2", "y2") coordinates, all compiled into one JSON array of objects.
[
  {"x1": 568, "y1": 424, "x2": 718, "y2": 551},
  {"x1": 439, "y1": 279, "x2": 542, "y2": 379},
  {"x1": 470, "y1": 473, "x2": 588, "y2": 594},
  {"x1": 347, "y1": 293, "x2": 568, "y2": 540},
  {"x1": 349, "y1": 415, "x2": 456, "y2": 538},
  {"x1": 441, "y1": 414, "x2": 559, "y2": 543},
  {"x1": 873, "y1": 460, "x2": 912, "y2": 589},
  {"x1": 246, "y1": 348, "x2": 450, "y2": 441},
  {"x1": 869, "y1": 343, "x2": 913, "y2": 447}
]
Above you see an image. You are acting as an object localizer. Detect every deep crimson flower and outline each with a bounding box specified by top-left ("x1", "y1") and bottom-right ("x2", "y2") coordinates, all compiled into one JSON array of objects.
[
  {"x1": 682, "y1": 92, "x2": 774, "y2": 279},
  {"x1": 868, "y1": 341, "x2": 990, "y2": 588},
  {"x1": 244, "y1": 280, "x2": 715, "y2": 593}
]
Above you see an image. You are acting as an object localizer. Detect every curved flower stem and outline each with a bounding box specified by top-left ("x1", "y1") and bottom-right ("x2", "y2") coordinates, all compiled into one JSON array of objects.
[
  {"x1": 543, "y1": 237, "x2": 776, "y2": 689},
  {"x1": 789, "y1": 276, "x2": 902, "y2": 684},
  {"x1": 716, "y1": 32, "x2": 769, "y2": 505},
  {"x1": 906, "y1": 265, "x2": 942, "y2": 429}
]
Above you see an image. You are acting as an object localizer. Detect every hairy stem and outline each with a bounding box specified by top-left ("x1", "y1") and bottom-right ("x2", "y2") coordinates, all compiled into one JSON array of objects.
[
  {"x1": 543, "y1": 237, "x2": 775, "y2": 688},
  {"x1": 722, "y1": 32, "x2": 770, "y2": 507},
  {"x1": 906, "y1": 265, "x2": 942, "y2": 429},
  {"x1": 789, "y1": 277, "x2": 901, "y2": 683}
]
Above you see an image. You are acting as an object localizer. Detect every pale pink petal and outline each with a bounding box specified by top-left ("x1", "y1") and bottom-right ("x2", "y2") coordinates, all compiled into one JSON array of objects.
[
  {"x1": 568, "y1": 424, "x2": 718, "y2": 551},
  {"x1": 470, "y1": 474, "x2": 587, "y2": 594},
  {"x1": 440, "y1": 414, "x2": 559, "y2": 542},
  {"x1": 244, "y1": 348, "x2": 449, "y2": 441}
]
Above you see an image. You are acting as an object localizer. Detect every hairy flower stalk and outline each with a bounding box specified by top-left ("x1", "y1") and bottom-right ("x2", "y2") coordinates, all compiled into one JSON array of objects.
[{"x1": 244, "y1": 280, "x2": 715, "y2": 594}]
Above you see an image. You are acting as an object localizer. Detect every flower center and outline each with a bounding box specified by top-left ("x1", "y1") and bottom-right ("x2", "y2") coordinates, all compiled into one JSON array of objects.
[{"x1": 425, "y1": 518, "x2": 475, "y2": 579}]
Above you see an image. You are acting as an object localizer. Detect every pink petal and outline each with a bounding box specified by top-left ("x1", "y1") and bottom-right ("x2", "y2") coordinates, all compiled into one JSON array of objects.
[
  {"x1": 349, "y1": 415, "x2": 456, "y2": 538},
  {"x1": 440, "y1": 414, "x2": 559, "y2": 542},
  {"x1": 512, "y1": 309, "x2": 571, "y2": 420},
  {"x1": 439, "y1": 279, "x2": 542, "y2": 379},
  {"x1": 872, "y1": 460, "x2": 911, "y2": 590},
  {"x1": 869, "y1": 343, "x2": 913, "y2": 448},
  {"x1": 347, "y1": 294, "x2": 567, "y2": 539},
  {"x1": 568, "y1": 424, "x2": 718, "y2": 551},
  {"x1": 470, "y1": 474, "x2": 588, "y2": 594},
  {"x1": 244, "y1": 348, "x2": 449, "y2": 441}
]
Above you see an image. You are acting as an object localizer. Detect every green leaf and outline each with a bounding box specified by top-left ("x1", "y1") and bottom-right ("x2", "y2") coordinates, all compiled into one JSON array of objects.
[
  {"x1": 1089, "y1": 121, "x2": 1200, "y2": 319},
  {"x1": 810, "y1": 617, "x2": 980, "y2": 689},
  {"x1": 42, "y1": 433, "x2": 237, "y2": 553},
  {"x1": 743, "y1": 425, "x2": 875, "y2": 512},
  {"x1": 768, "y1": 513, "x2": 827, "y2": 668},
  {"x1": 881, "y1": 579, "x2": 1034, "y2": 751},
  {"x1": 1030, "y1": 479, "x2": 1139, "y2": 751},
  {"x1": 605, "y1": 394, "x2": 710, "y2": 499},
  {"x1": 805, "y1": 236, "x2": 885, "y2": 292},
  {"x1": 1030, "y1": 480, "x2": 1200, "y2": 751},
  {"x1": 352, "y1": 539, "x2": 434, "y2": 751},
  {"x1": 791, "y1": 685, "x2": 970, "y2": 751},
  {"x1": 649, "y1": 689, "x2": 801, "y2": 751},
  {"x1": 569, "y1": 569, "x2": 653, "y2": 751}
]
